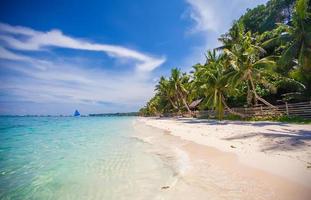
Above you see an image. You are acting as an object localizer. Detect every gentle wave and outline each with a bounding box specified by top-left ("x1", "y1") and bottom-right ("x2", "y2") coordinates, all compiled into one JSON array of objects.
[{"x1": 132, "y1": 120, "x2": 193, "y2": 192}]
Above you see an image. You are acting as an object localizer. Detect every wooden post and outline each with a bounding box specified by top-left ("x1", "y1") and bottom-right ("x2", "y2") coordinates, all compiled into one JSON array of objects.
[
  {"x1": 285, "y1": 102, "x2": 289, "y2": 116},
  {"x1": 260, "y1": 106, "x2": 263, "y2": 116}
]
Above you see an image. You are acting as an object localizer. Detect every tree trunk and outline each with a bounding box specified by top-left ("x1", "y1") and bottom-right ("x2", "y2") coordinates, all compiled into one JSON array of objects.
[
  {"x1": 255, "y1": 94, "x2": 276, "y2": 108},
  {"x1": 168, "y1": 97, "x2": 178, "y2": 109},
  {"x1": 248, "y1": 78, "x2": 258, "y2": 105},
  {"x1": 249, "y1": 75, "x2": 275, "y2": 108},
  {"x1": 218, "y1": 93, "x2": 224, "y2": 120},
  {"x1": 181, "y1": 96, "x2": 192, "y2": 115},
  {"x1": 246, "y1": 84, "x2": 252, "y2": 106},
  {"x1": 177, "y1": 90, "x2": 192, "y2": 115},
  {"x1": 221, "y1": 95, "x2": 246, "y2": 118}
]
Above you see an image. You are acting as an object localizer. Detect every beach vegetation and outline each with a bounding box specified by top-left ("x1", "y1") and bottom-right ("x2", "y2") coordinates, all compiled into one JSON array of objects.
[{"x1": 140, "y1": 0, "x2": 311, "y2": 120}]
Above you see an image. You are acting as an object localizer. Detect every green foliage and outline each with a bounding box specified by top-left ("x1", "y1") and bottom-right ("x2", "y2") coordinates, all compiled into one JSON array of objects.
[
  {"x1": 140, "y1": 0, "x2": 310, "y2": 121},
  {"x1": 238, "y1": 0, "x2": 296, "y2": 33},
  {"x1": 224, "y1": 114, "x2": 243, "y2": 121},
  {"x1": 192, "y1": 51, "x2": 231, "y2": 119},
  {"x1": 249, "y1": 115, "x2": 311, "y2": 124},
  {"x1": 263, "y1": 1, "x2": 311, "y2": 65},
  {"x1": 275, "y1": 115, "x2": 311, "y2": 123}
]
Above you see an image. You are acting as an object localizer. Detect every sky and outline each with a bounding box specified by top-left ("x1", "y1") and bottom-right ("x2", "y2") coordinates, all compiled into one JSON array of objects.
[{"x1": 0, "y1": 0, "x2": 268, "y2": 115}]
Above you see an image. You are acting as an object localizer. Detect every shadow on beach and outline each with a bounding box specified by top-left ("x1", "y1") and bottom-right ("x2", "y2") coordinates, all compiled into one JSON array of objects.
[
  {"x1": 157, "y1": 117, "x2": 311, "y2": 152},
  {"x1": 224, "y1": 128, "x2": 311, "y2": 152},
  {"x1": 175, "y1": 118, "x2": 290, "y2": 127}
]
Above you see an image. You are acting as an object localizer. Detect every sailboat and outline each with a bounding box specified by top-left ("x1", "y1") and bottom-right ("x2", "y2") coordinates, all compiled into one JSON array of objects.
[{"x1": 74, "y1": 110, "x2": 80, "y2": 117}]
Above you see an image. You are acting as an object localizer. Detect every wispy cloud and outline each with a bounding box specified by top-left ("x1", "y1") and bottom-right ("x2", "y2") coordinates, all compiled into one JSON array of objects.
[
  {"x1": 0, "y1": 23, "x2": 165, "y2": 72},
  {"x1": 181, "y1": 0, "x2": 268, "y2": 68},
  {"x1": 0, "y1": 55, "x2": 157, "y2": 114},
  {"x1": 185, "y1": 0, "x2": 269, "y2": 34},
  {"x1": 0, "y1": 46, "x2": 32, "y2": 61},
  {"x1": 0, "y1": 23, "x2": 164, "y2": 114},
  {"x1": 185, "y1": 0, "x2": 220, "y2": 32}
]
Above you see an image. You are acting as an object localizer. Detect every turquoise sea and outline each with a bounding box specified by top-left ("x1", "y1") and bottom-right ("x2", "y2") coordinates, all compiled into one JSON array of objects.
[{"x1": 0, "y1": 117, "x2": 171, "y2": 200}]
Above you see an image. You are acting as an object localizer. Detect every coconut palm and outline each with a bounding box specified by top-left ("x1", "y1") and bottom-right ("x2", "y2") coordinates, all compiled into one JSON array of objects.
[
  {"x1": 155, "y1": 76, "x2": 178, "y2": 110},
  {"x1": 224, "y1": 31, "x2": 277, "y2": 107},
  {"x1": 193, "y1": 51, "x2": 245, "y2": 119},
  {"x1": 263, "y1": 0, "x2": 311, "y2": 71},
  {"x1": 217, "y1": 22, "x2": 245, "y2": 51},
  {"x1": 139, "y1": 0, "x2": 310, "y2": 118},
  {"x1": 169, "y1": 68, "x2": 192, "y2": 114}
]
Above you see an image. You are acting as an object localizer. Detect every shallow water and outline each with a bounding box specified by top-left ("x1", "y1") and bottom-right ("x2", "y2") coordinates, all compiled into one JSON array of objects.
[{"x1": 0, "y1": 116, "x2": 172, "y2": 200}]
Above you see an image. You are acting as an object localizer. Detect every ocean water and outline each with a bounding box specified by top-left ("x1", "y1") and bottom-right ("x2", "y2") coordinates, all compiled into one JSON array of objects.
[{"x1": 0, "y1": 117, "x2": 172, "y2": 200}]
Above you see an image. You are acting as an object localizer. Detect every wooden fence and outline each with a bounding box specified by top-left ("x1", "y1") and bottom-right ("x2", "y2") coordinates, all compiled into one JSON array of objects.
[{"x1": 194, "y1": 101, "x2": 311, "y2": 119}]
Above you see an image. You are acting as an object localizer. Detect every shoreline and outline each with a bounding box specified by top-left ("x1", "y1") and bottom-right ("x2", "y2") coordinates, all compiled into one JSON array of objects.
[{"x1": 135, "y1": 117, "x2": 311, "y2": 199}]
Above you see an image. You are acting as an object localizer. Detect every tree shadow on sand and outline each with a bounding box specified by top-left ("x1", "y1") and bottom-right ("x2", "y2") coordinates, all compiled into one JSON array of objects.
[
  {"x1": 223, "y1": 128, "x2": 311, "y2": 152},
  {"x1": 159, "y1": 118, "x2": 310, "y2": 152},
  {"x1": 177, "y1": 118, "x2": 289, "y2": 127}
]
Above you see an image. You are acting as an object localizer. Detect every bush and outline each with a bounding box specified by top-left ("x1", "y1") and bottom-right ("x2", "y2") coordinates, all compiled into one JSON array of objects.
[
  {"x1": 248, "y1": 115, "x2": 311, "y2": 124},
  {"x1": 224, "y1": 114, "x2": 243, "y2": 120},
  {"x1": 276, "y1": 116, "x2": 311, "y2": 124}
]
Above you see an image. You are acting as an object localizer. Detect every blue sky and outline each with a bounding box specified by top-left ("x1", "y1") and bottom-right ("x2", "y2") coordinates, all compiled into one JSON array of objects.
[{"x1": 0, "y1": 0, "x2": 268, "y2": 115}]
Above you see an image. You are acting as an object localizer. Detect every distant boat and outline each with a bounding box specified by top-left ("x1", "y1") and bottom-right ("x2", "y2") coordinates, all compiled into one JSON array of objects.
[{"x1": 74, "y1": 110, "x2": 80, "y2": 117}]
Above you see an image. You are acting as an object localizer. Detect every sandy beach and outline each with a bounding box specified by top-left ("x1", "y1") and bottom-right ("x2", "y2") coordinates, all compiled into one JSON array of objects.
[{"x1": 135, "y1": 117, "x2": 311, "y2": 200}]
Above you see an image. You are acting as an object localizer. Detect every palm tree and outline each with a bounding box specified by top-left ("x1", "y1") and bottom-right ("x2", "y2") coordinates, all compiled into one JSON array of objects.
[
  {"x1": 263, "y1": 0, "x2": 311, "y2": 71},
  {"x1": 155, "y1": 76, "x2": 178, "y2": 110},
  {"x1": 217, "y1": 22, "x2": 245, "y2": 51},
  {"x1": 193, "y1": 51, "x2": 245, "y2": 119},
  {"x1": 169, "y1": 68, "x2": 192, "y2": 115},
  {"x1": 224, "y1": 31, "x2": 277, "y2": 107}
]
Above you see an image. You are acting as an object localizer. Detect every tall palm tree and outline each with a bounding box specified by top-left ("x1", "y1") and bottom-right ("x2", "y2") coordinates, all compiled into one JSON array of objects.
[
  {"x1": 145, "y1": 96, "x2": 159, "y2": 116},
  {"x1": 224, "y1": 31, "x2": 276, "y2": 107},
  {"x1": 155, "y1": 76, "x2": 178, "y2": 110},
  {"x1": 217, "y1": 22, "x2": 245, "y2": 51},
  {"x1": 193, "y1": 51, "x2": 245, "y2": 119},
  {"x1": 169, "y1": 68, "x2": 192, "y2": 114},
  {"x1": 263, "y1": 0, "x2": 311, "y2": 71}
]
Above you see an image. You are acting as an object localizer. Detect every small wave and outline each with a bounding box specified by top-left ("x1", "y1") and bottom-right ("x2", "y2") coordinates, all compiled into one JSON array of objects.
[
  {"x1": 153, "y1": 147, "x2": 191, "y2": 191},
  {"x1": 174, "y1": 147, "x2": 191, "y2": 176},
  {"x1": 129, "y1": 135, "x2": 154, "y2": 145}
]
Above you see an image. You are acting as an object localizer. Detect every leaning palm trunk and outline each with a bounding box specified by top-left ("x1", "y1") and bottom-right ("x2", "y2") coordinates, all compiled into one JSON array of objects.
[
  {"x1": 168, "y1": 97, "x2": 178, "y2": 109},
  {"x1": 249, "y1": 75, "x2": 275, "y2": 108},
  {"x1": 181, "y1": 97, "x2": 192, "y2": 115},
  {"x1": 177, "y1": 90, "x2": 192, "y2": 115},
  {"x1": 221, "y1": 95, "x2": 246, "y2": 118},
  {"x1": 254, "y1": 93, "x2": 275, "y2": 108}
]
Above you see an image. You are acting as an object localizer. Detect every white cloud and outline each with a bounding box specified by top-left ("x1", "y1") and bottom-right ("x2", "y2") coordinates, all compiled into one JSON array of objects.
[
  {"x1": 0, "y1": 47, "x2": 51, "y2": 70},
  {"x1": 185, "y1": 0, "x2": 219, "y2": 32},
  {"x1": 181, "y1": 0, "x2": 269, "y2": 67},
  {"x1": 0, "y1": 23, "x2": 165, "y2": 114},
  {"x1": 0, "y1": 55, "x2": 156, "y2": 114},
  {"x1": 0, "y1": 23, "x2": 165, "y2": 72},
  {"x1": 186, "y1": 0, "x2": 269, "y2": 34},
  {"x1": 0, "y1": 23, "x2": 39, "y2": 36},
  {"x1": 0, "y1": 46, "x2": 31, "y2": 61}
]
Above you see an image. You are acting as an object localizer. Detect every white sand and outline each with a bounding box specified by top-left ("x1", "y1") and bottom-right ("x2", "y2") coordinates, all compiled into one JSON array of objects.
[{"x1": 136, "y1": 117, "x2": 311, "y2": 199}]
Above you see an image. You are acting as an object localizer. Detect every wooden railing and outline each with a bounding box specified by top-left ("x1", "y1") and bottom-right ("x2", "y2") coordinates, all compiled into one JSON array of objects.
[{"x1": 194, "y1": 101, "x2": 311, "y2": 119}]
